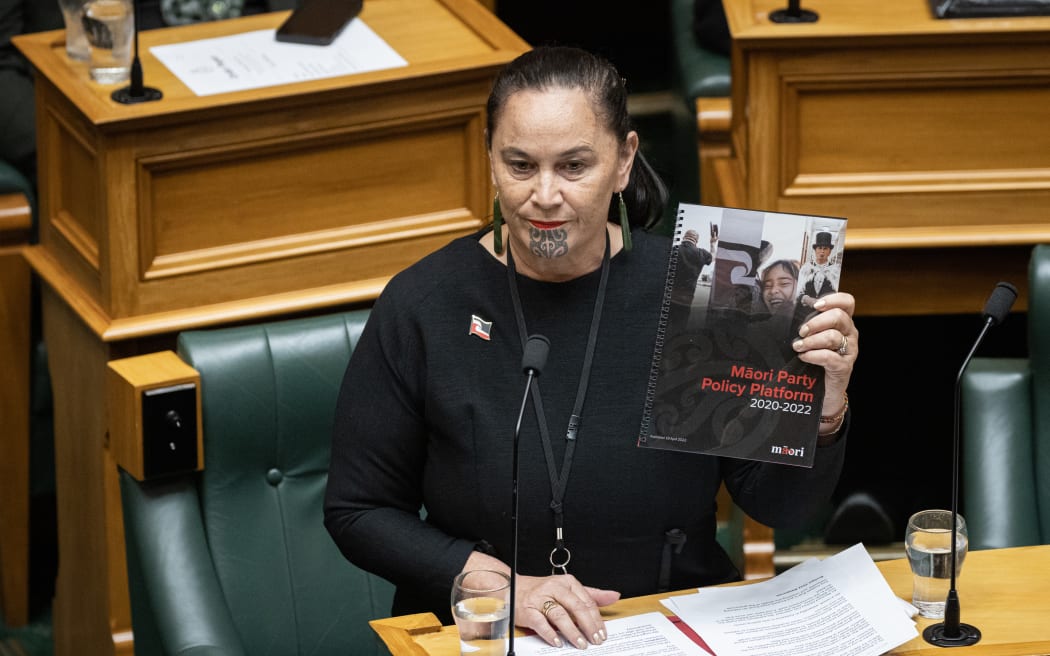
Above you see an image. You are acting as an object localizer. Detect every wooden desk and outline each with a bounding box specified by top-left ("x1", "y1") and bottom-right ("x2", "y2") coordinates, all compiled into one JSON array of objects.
[
  {"x1": 716, "y1": 0, "x2": 1050, "y2": 316},
  {"x1": 15, "y1": 2, "x2": 527, "y2": 338},
  {"x1": 371, "y1": 545, "x2": 1050, "y2": 655},
  {"x1": 13, "y1": 5, "x2": 526, "y2": 654}
]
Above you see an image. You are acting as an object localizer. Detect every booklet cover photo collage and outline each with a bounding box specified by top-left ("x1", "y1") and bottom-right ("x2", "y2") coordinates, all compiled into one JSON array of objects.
[{"x1": 639, "y1": 204, "x2": 847, "y2": 467}]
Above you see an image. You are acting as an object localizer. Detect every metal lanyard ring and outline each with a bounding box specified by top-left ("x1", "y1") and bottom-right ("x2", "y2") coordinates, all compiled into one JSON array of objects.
[{"x1": 549, "y1": 545, "x2": 571, "y2": 575}]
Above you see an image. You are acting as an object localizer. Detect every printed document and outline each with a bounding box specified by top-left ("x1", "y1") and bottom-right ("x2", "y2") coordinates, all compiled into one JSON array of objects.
[
  {"x1": 663, "y1": 544, "x2": 917, "y2": 656},
  {"x1": 638, "y1": 203, "x2": 848, "y2": 467},
  {"x1": 150, "y1": 19, "x2": 408, "y2": 96},
  {"x1": 510, "y1": 612, "x2": 710, "y2": 656}
]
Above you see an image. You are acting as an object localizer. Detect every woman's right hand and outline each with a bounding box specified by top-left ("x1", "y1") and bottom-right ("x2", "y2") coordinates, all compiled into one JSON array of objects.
[
  {"x1": 514, "y1": 572, "x2": 620, "y2": 649},
  {"x1": 461, "y1": 551, "x2": 619, "y2": 649}
]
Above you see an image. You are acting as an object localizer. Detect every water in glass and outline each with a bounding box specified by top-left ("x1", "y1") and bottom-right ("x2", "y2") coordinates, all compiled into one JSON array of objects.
[
  {"x1": 453, "y1": 596, "x2": 510, "y2": 656},
  {"x1": 83, "y1": 0, "x2": 133, "y2": 84},
  {"x1": 451, "y1": 570, "x2": 511, "y2": 656},
  {"x1": 58, "y1": 0, "x2": 90, "y2": 61},
  {"x1": 905, "y1": 510, "x2": 968, "y2": 619}
]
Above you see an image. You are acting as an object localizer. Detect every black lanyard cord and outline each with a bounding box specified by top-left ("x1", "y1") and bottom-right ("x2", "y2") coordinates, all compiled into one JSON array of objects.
[{"x1": 505, "y1": 232, "x2": 611, "y2": 574}]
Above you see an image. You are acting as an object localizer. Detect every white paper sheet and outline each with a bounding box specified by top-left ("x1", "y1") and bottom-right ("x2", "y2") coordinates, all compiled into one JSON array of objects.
[
  {"x1": 510, "y1": 612, "x2": 711, "y2": 656},
  {"x1": 149, "y1": 19, "x2": 407, "y2": 96},
  {"x1": 664, "y1": 544, "x2": 917, "y2": 656}
]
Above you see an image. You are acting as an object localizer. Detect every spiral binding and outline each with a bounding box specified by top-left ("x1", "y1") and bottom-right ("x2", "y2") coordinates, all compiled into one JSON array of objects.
[{"x1": 638, "y1": 206, "x2": 687, "y2": 444}]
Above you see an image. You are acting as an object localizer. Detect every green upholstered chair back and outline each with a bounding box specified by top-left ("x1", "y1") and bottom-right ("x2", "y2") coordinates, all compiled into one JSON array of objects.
[
  {"x1": 1031, "y1": 245, "x2": 1050, "y2": 539},
  {"x1": 120, "y1": 310, "x2": 394, "y2": 655},
  {"x1": 668, "y1": 0, "x2": 732, "y2": 208},
  {"x1": 0, "y1": 160, "x2": 34, "y2": 205},
  {"x1": 670, "y1": 0, "x2": 731, "y2": 101},
  {"x1": 963, "y1": 245, "x2": 1050, "y2": 549}
]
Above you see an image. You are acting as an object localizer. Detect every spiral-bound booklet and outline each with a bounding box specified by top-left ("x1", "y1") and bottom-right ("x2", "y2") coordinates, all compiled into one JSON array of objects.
[{"x1": 638, "y1": 204, "x2": 847, "y2": 467}]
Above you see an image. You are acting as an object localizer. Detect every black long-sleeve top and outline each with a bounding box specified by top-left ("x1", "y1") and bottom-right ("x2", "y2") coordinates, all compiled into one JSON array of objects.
[{"x1": 324, "y1": 228, "x2": 847, "y2": 621}]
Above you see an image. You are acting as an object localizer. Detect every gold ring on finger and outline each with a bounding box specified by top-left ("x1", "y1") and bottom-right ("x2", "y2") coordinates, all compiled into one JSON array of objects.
[{"x1": 541, "y1": 600, "x2": 560, "y2": 618}]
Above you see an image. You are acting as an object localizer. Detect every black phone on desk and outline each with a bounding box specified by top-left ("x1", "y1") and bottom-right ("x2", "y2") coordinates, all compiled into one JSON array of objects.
[{"x1": 275, "y1": 0, "x2": 364, "y2": 46}]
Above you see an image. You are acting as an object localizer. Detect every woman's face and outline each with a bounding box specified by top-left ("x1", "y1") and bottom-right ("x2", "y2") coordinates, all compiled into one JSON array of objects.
[
  {"x1": 762, "y1": 265, "x2": 797, "y2": 315},
  {"x1": 489, "y1": 87, "x2": 637, "y2": 281},
  {"x1": 814, "y1": 245, "x2": 831, "y2": 264}
]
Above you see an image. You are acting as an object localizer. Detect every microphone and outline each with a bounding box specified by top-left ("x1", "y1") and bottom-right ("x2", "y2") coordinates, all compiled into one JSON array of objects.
[
  {"x1": 112, "y1": 0, "x2": 162, "y2": 104},
  {"x1": 521, "y1": 335, "x2": 550, "y2": 377},
  {"x1": 924, "y1": 281, "x2": 1016, "y2": 647},
  {"x1": 982, "y1": 282, "x2": 1018, "y2": 327},
  {"x1": 508, "y1": 334, "x2": 549, "y2": 656},
  {"x1": 769, "y1": 0, "x2": 819, "y2": 23}
]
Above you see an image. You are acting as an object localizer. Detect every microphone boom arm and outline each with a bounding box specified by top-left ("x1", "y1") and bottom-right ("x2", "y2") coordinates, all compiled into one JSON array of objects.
[
  {"x1": 507, "y1": 369, "x2": 534, "y2": 656},
  {"x1": 508, "y1": 334, "x2": 549, "y2": 656},
  {"x1": 925, "y1": 282, "x2": 1015, "y2": 647}
]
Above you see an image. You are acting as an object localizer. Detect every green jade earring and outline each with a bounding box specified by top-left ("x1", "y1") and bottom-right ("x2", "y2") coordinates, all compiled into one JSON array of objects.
[
  {"x1": 618, "y1": 192, "x2": 632, "y2": 252},
  {"x1": 493, "y1": 193, "x2": 504, "y2": 254}
]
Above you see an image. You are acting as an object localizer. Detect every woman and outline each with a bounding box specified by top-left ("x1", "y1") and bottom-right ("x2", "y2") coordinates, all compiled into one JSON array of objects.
[
  {"x1": 761, "y1": 259, "x2": 800, "y2": 317},
  {"x1": 324, "y1": 46, "x2": 858, "y2": 650}
]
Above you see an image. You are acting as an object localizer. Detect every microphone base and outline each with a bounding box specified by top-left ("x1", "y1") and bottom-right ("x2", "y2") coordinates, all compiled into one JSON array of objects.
[
  {"x1": 923, "y1": 622, "x2": 981, "y2": 647},
  {"x1": 112, "y1": 86, "x2": 163, "y2": 104},
  {"x1": 769, "y1": 7, "x2": 819, "y2": 22}
]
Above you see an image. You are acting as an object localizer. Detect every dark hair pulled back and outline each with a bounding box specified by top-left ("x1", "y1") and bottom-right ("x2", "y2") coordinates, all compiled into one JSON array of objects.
[
  {"x1": 486, "y1": 46, "x2": 668, "y2": 230},
  {"x1": 762, "y1": 259, "x2": 800, "y2": 282}
]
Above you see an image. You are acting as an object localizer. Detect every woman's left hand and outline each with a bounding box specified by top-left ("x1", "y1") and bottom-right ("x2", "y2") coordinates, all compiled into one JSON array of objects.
[{"x1": 792, "y1": 292, "x2": 858, "y2": 414}]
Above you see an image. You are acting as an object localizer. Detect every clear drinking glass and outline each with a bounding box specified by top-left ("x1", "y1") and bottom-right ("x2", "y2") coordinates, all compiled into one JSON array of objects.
[
  {"x1": 451, "y1": 570, "x2": 511, "y2": 656},
  {"x1": 58, "y1": 0, "x2": 90, "y2": 61},
  {"x1": 905, "y1": 509, "x2": 968, "y2": 619},
  {"x1": 82, "y1": 0, "x2": 134, "y2": 84}
]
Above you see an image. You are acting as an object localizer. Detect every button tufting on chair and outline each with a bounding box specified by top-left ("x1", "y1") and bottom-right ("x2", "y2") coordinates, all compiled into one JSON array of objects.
[{"x1": 119, "y1": 310, "x2": 394, "y2": 656}]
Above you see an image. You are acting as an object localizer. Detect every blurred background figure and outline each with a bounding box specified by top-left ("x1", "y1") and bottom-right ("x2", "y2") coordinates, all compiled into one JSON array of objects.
[{"x1": 0, "y1": 0, "x2": 61, "y2": 188}]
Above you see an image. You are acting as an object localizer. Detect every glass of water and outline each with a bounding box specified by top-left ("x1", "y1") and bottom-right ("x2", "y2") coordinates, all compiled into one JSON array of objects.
[
  {"x1": 905, "y1": 509, "x2": 968, "y2": 619},
  {"x1": 58, "y1": 0, "x2": 90, "y2": 61},
  {"x1": 451, "y1": 570, "x2": 511, "y2": 656},
  {"x1": 82, "y1": 0, "x2": 133, "y2": 84}
]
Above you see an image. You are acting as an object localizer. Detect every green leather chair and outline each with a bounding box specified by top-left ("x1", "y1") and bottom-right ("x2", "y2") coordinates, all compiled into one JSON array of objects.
[
  {"x1": 962, "y1": 244, "x2": 1050, "y2": 550},
  {"x1": 119, "y1": 310, "x2": 395, "y2": 655},
  {"x1": 671, "y1": 0, "x2": 731, "y2": 104},
  {"x1": 669, "y1": 0, "x2": 732, "y2": 208},
  {"x1": 0, "y1": 160, "x2": 33, "y2": 211}
]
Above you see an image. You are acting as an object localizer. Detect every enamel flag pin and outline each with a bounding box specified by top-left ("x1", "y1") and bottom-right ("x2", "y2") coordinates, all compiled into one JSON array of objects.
[{"x1": 469, "y1": 315, "x2": 492, "y2": 341}]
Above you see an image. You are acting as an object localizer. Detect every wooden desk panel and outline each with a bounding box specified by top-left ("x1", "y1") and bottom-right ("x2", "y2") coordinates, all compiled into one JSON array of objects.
[
  {"x1": 715, "y1": 0, "x2": 1050, "y2": 315},
  {"x1": 372, "y1": 545, "x2": 1050, "y2": 655},
  {"x1": 16, "y1": 0, "x2": 526, "y2": 337}
]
